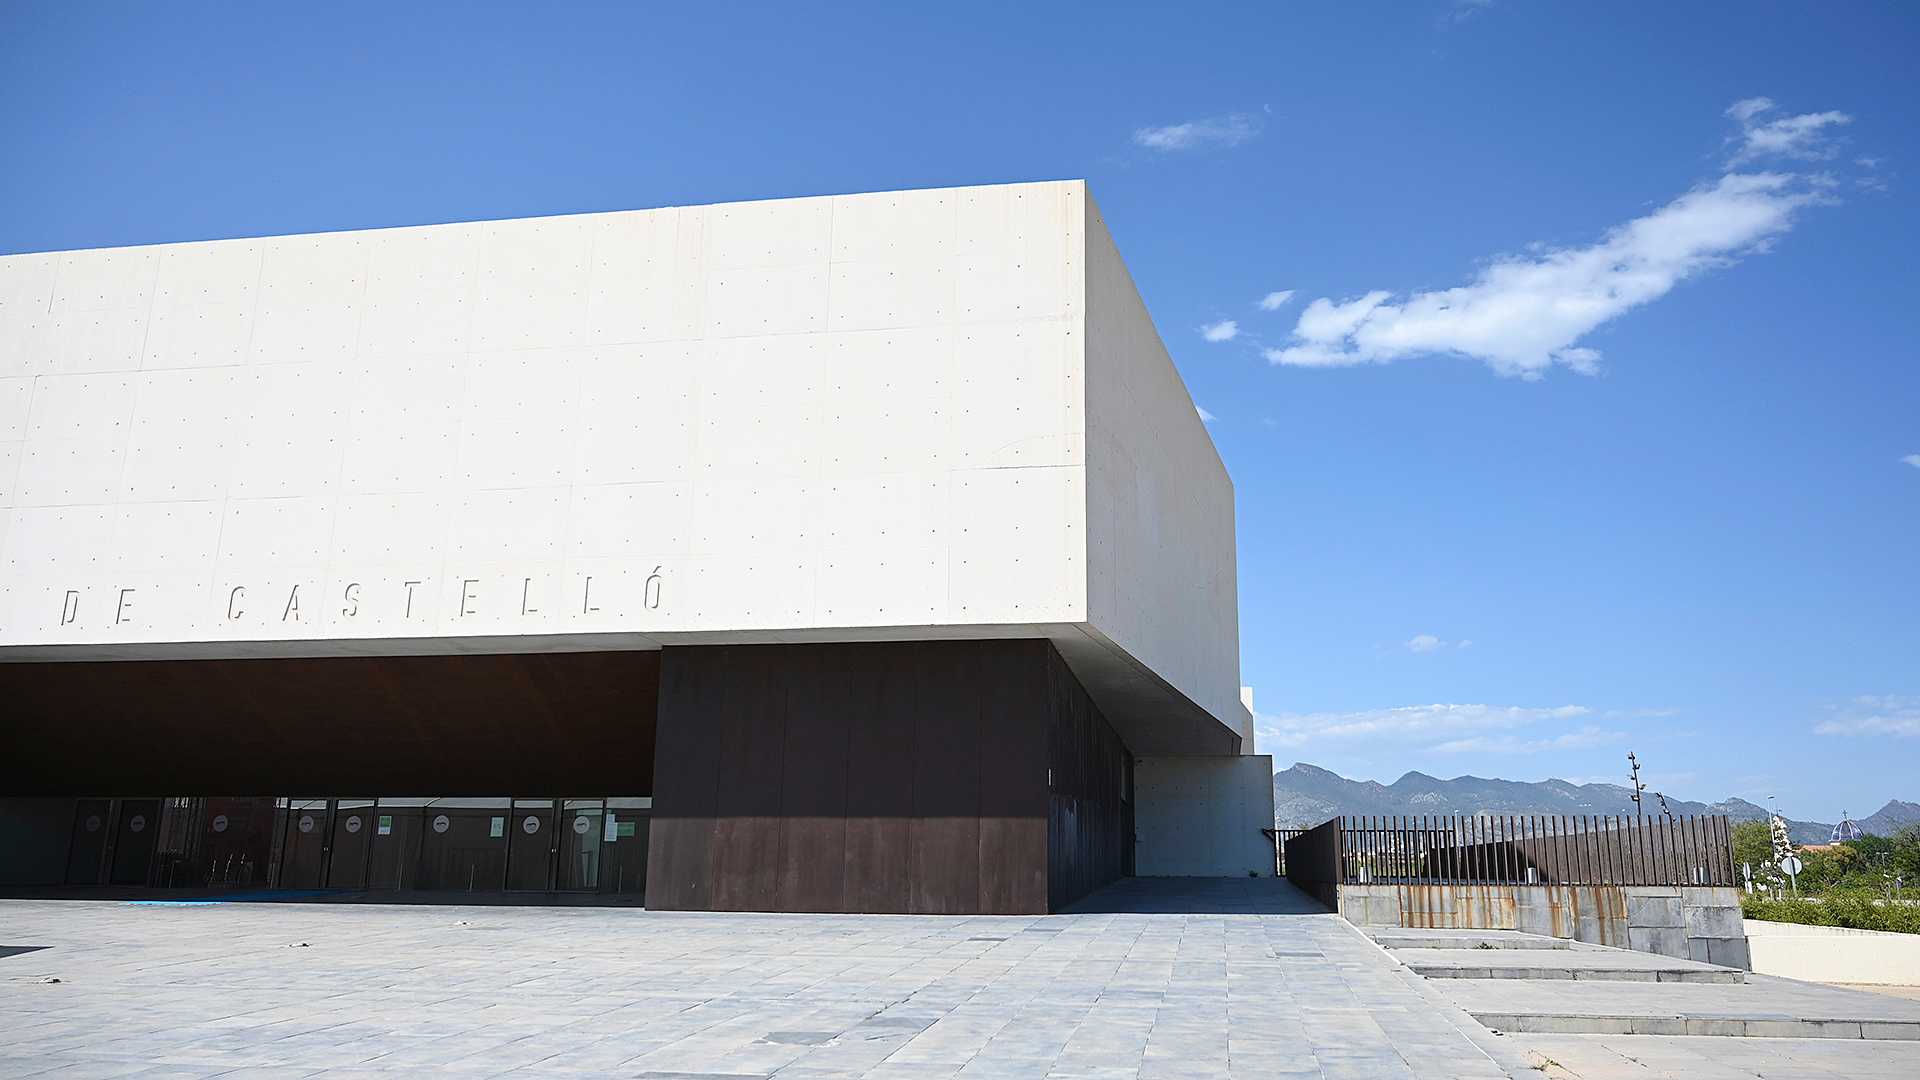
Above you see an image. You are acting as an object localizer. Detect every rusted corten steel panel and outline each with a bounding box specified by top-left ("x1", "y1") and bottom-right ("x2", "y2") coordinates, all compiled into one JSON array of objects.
[{"x1": 646, "y1": 639, "x2": 1126, "y2": 916}]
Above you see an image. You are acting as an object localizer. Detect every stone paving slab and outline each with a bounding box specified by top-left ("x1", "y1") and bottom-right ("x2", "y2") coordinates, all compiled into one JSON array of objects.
[
  {"x1": 1393, "y1": 947, "x2": 1742, "y2": 983},
  {"x1": 0, "y1": 879, "x2": 1525, "y2": 1079}
]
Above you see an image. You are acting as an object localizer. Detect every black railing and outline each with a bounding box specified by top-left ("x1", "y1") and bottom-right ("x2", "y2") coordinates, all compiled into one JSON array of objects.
[
  {"x1": 1265, "y1": 827, "x2": 1307, "y2": 876},
  {"x1": 1287, "y1": 814, "x2": 1737, "y2": 891}
]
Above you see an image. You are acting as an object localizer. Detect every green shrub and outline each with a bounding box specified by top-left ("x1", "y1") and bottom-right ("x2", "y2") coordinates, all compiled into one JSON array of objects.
[{"x1": 1742, "y1": 889, "x2": 1920, "y2": 934}]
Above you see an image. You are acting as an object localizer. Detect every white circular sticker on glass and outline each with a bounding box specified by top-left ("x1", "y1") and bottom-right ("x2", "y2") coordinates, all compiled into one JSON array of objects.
[
  {"x1": 432, "y1": 814, "x2": 450, "y2": 834},
  {"x1": 345, "y1": 815, "x2": 362, "y2": 834},
  {"x1": 298, "y1": 815, "x2": 315, "y2": 834},
  {"x1": 211, "y1": 814, "x2": 229, "y2": 833},
  {"x1": 573, "y1": 816, "x2": 591, "y2": 835},
  {"x1": 522, "y1": 815, "x2": 540, "y2": 834},
  {"x1": 129, "y1": 815, "x2": 147, "y2": 833},
  {"x1": 85, "y1": 815, "x2": 102, "y2": 833}
]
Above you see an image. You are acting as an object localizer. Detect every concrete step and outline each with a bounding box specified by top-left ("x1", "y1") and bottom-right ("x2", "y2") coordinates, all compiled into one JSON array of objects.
[
  {"x1": 1395, "y1": 946, "x2": 1744, "y2": 984},
  {"x1": 1366, "y1": 927, "x2": 1576, "y2": 950},
  {"x1": 1470, "y1": 1010, "x2": 1920, "y2": 1040},
  {"x1": 1438, "y1": 974, "x2": 1920, "y2": 1041}
]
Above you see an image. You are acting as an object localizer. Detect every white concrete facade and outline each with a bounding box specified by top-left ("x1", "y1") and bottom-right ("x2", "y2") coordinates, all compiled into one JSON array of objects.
[{"x1": 0, "y1": 180, "x2": 1248, "y2": 752}]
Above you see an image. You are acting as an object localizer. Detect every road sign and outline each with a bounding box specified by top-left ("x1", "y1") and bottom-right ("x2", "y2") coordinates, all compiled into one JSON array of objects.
[{"x1": 1780, "y1": 854, "x2": 1804, "y2": 876}]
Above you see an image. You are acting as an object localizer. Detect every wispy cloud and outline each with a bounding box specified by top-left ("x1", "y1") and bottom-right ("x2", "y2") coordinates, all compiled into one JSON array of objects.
[
  {"x1": 1405, "y1": 634, "x2": 1471, "y2": 653},
  {"x1": 1133, "y1": 112, "x2": 1260, "y2": 152},
  {"x1": 1433, "y1": 726, "x2": 1625, "y2": 754},
  {"x1": 1257, "y1": 703, "x2": 1590, "y2": 749},
  {"x1": 1813, "y1": 694, "x2": 1920, "y2": 738},
  {"x1": 1265, "y1": 101, "x2": 1851, "y2": 379},
  {"x1": 1258, "y1": 289, "x2": 1296, "y2": 311},
  {"x1": 1443, "y1": 0, "x2": 1496, "y2": 25},
  {"x1": 1902, "y1": 454, "x2": 1920, "y2": 469},
  {"x1": 1200, "y1": 319, "x2": 1240, "y2": 343},
  {"x1": 1196, "y1": 404, "x2": 1217, "y2": 423},
  {"x1": 1728, "y1": 97, "x2": 1852, "y2": 164}
]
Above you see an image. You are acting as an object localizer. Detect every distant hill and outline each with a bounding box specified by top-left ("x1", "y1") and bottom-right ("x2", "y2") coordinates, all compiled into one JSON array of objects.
[
  {"x1": 1272, "y1": 762, "x2": 1917, "y2": 846},
  {"x1": 1860, "y1": 800, "x2": 1920, "y2": 838}
]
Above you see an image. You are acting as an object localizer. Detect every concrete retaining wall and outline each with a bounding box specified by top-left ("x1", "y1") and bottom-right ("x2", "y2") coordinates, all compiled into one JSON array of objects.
[
  {"x1": 1340, "y1": 883, "x2": 1749, "y2": 968},
  {"x1": 1133, "y1": 755, "x2": 1276, "y2": 877},
  {"x1": 1745, "y1": 918, "x2": 1920, "y2": 985}
]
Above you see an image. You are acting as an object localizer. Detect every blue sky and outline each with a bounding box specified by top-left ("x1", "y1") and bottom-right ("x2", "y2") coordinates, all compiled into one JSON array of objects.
[{"x1": 3, "y1": 3, "x2": 1914, "y2": 818}]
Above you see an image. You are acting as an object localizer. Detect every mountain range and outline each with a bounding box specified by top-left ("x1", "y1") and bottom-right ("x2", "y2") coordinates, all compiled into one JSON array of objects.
[{"x1": 1273, "y1": 762, "x2": 1920, "y2": 845}]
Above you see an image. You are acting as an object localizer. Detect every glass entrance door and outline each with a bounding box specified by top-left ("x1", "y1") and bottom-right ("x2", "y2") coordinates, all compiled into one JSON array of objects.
[
  {"x1": 109, "y1": 798, "x2": 161, "y2": 885},
  {"x1": 557, "y1": 799, "x2": 604, "y2": 891},
  {"x1": 601, "y1": 797, "x2": 650, "y2": 896},
  {"x1": 327, "y1": 799, "x2": 376, "y2": 889},
  {"x1": 506, "y1": 798, "x2": 557, "y2": 891},
  {"x1": 279, "y1": 799, "x2": 331, "y2": 888},
  {"x1": 416, "y1": 798, "x2": 508, "y2": 891},
  {"x1": 66, "y1": 799, "x2": 111, "y2": 884}
]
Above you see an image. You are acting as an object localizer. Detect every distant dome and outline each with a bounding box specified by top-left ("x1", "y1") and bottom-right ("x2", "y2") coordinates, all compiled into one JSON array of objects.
[{"x1": 1830, "y1": 813, "x2": 1864, "y2": 843}]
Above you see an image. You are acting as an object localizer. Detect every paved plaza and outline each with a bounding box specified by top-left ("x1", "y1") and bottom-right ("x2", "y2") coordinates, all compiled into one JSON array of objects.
[
  {"x1": 2, "y1": 880, "x2": 1918, "y2": 1079},
  {"x1": 0, "y1": 880, "x2": 1521, "y2": 1079}
]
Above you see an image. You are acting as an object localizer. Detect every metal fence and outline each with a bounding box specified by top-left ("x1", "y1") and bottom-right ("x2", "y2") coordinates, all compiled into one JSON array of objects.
[
  {"x1": 1266, "y1": 827, "x2": 1307, "y2": 876},
  {"x1": 1288, "y1": 814, "x2": 1736, "y2": 892}
]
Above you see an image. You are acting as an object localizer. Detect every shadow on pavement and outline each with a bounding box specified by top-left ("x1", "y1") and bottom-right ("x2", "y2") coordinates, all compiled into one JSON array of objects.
[{"x1": 1062, "y1": 875, "x2": 1331, "y2": 915}]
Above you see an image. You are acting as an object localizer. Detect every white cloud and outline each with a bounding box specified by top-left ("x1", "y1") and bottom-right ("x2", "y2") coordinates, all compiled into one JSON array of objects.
[
  {"x1": 1200, "y1": 319, "x2": 1239, "y2": 343},
  {"x1": 1267, "y1": 172, "x2": 1828, "y2": 378},
  {"x1": 1433, "y1": 726, "x2": 1625, "y2": 754},
  {"x1": 1196, "y1": 404, "x2": 1216, "y2": 423},
  {"x1": 1257, "y1": 289, "x2": 1296, "y2": 311},
  {"x1": 1448, "y1": 0, "x2": 1496, "y2": 23},
  {"x1": 1902, "y1": 454, "x2": 1920, "y2": 469},
  {"x1": 1265, "y1": 102, "x2": 1849, "y2": 379},
  {"x1": 1256, "y1": 703, "x2": 1590, "y2": 749},
  {"x1": 1405, "y1": 633, "x2": 1469, "y2": 653},
  {"x1": 1728, "y1": 97, "x2": 1852, "y2": 164},
  {"x1": 1813, "y1": 694, "x2": 1920, "y2": 738},
  {"x1": 1133, "y1": 113, "x2": 1259, "y2": 152}
]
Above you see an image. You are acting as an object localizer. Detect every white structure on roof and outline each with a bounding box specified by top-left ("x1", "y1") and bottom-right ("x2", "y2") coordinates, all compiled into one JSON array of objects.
[{"x1": 0, "y1": 180, "x2": 1250, "y2": 755}]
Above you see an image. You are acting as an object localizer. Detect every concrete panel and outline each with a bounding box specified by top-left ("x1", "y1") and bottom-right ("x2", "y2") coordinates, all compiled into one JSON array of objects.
[
  {"x1": 143, "y1": 239, "x2": 261, "y2": 370},
  {"x1": 1134, "y1": 755, "x2": 1276, "y2": 877},
  {"x1": 574, "y1": 343, "x2": 698, "y2": 485},
  {"x1": 586, "y1": 209, "x2": 684, "y2": 345},
  {"x1": 703, "y1": 263, "x2": 829, "y2": 338},
  {"x1": 0, "y1": 253, "x2": 57, "y2": 378},
  {"x1": 359, "y1": 224, "x2": 480, "y2": 356},
  {"x1": 338, "y1": 354, "x2": 464, "y2": 494},
  {"x1": 250, "y1": 233, "x2": 366, "y2": 364},
  {"x1": 949, "y1": 465, "x2": 1081, "y2": 624},
  {"x1": 472, "y1": 216, "x2": 592, "y2": 351},
  {"x1": 950, "y1": 321, "x2": 1080, "y2": 469}
]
